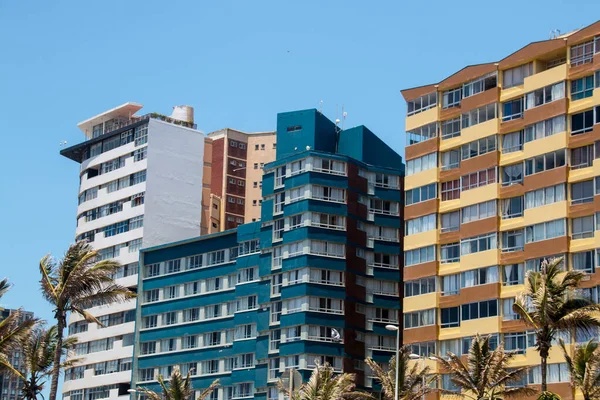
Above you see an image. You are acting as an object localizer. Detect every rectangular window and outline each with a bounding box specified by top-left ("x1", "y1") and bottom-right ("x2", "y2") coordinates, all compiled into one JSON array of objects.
[
  {"x1": 441, "y1": 149, "x2": 460, "y2": 171},
  {"x1": 503, "y1": 62, "x2": 533, "y2": 88},
  {"x1": 440, "y1": 243, "x2": 460, "y2": 264},
  {"x1": 441, "y1": 179, "x2": 460, "y2": 201},
  {"x1": 406, "y1": 183, "x2": 437, "y2": 205},
  {"x1": 501, "y1": 196, "x2": 523, "y2": 219},
  {"x1": 461, "y1": 233, "x2": 497, "y2": 256},
  {"x1": 406, "y1": 152, "x2": 437, "y2": 176},
  {"x1": 462, "y1": 103, "x2": 496, "y2": 128},
  {"x1": 404, "y1": 277, "x2": 437, "y2": 297},
  {"x1": 502, "y1": 98, "x2": 524, "y2": 121},
  {"x1": 440, "y1": 211, "x2": 459, "y2": 232},
  {"x1": 404, "y1": 309, "x2": 435, "y2": 329},
  {"x1": 441, "y1": 307, "x2": 459, "y2": 328},
  {"x1": 442, "y1": 87, "x2": 461, "y2": 109},
  {"x1": 133, "y1": 147, "x2": 147, "y2": 162},
  {"x1": 312, "y1": 185, "x2": 345, "y2": 203},
  {"x1": 461, "y1": 135, "x2": 496, "y2": 160},
  {"x1": 502, "y1": 229, "x2": 524, "y2": 252},
  {"x1": 571, "y1": 40, "x2": 594, "y2": 66},
  {"x1": 165, "y1": 259, "x2": 181, "y2": 274},
  {"x1": 525, "y1": 184, "x2": 565, "y2": 209},
  {"x1": 313, "y1": 158, "x2": 346, "y2": 175},
  {"x1": 405, "y1": 214, "x2": 436, "y2": 236},
  {"x1": 525, "y1": 115, "x2": 565, "y2": 142},
  {"x1": 461, "y1": 200, "x2": 496, "y2": 224},
  {"x1": 572, "y1": 144, "x2": 594, "y2": 170},
  {"x1": 571, "y1": 180, "x2": 594, "y2": 205},
  {"x1": 571, "y1": 109, "x2": 594, "y2": 135},
  {"x1": 273, "y1": 218, "x2": 284, "y2": 241},
  {"x1": 503, "y1": 263, "x2": 524, "y2": 286},
  {"x1": 525, "y1": 219, "x2": 565, "y2": 243},
  {"x1": 571, "y1": 76, "x2": 594, "y2": 100},
  {"x1": 573, "y1": 250, "x2": 595, "y2": 274},
  {"x1": 309, "y1": 241, "x2": 345, "y2": 258},
  {"x1": 524, "y1": 149, "x2": 565, "y2": 176},
  {"x1": 463, "y1": 72, "x2": 497, "y2": 98},
  {"x1": 461, "y1": 299, "x2": 498, "y2": 321},
  {"x1": 441, "y1": 274, "x2": 459, "y2": 296},
  {"x1": 134, "y1": 124, "x2": 148, "y2": 146},
  {"x1": 525, "y1": 81, "x2": 565, "y2": 109},
  {"x1": 407, "y1": 122, "x2": 438, "y2": 145},
  {"x1": 405, "y1": 245, "x2": 436, "y2": 266},
  {"x1": 572, "y1": 216, "x2": 594, "y2": 240},
  {"x1": 502, "y1": 130, "x2": 524, "y2": 153},
  {"x1": 461, "y1": 167, "x2": 496, "y2": 191},
  {"x1": 461, "y1": 266, "x2": 499, "y2": 288},
  {"x1": 407, "y1": 92, "x2": 437, "y2": 116},
  {"x1": 441, "y1": 117, "x2": 461, "y2": 139},
  {"x1": 239, "y1": 239, "x2": 260, "y2": 256}
]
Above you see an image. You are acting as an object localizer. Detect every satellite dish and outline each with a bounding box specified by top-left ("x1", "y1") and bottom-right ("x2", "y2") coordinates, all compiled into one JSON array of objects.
[{"x1": 306, "y1": 146, "x2": 311, "y2": 151}]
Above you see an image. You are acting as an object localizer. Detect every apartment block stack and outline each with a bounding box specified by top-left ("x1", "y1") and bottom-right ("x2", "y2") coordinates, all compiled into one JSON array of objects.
[
  {"x1": 131, "y1": 109, "x2": 404, "y2": 400},
  {"x1": 401, "y1": 20, "x2": 600, "y2": 398}
]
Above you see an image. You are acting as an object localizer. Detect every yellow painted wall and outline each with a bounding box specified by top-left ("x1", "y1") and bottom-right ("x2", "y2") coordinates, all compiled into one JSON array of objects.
[
  {"x1": 524, "y1": 64, "x2": 567, "y2": 93},
  {"x1": 522, "y1": 131, "x2": 567, "y2": 159},
  {"x1": 569, "y1": 86, "x2": 600, "y2": 114},
  {"x1": 569, "y1": 164, "x2": 595, "y2": 183},
  {"x1": 459, "y1": 316, "x2": 502, "y2": 337},
  {"x1": 523, "y1": 201, "x2": 567, "y2": 226},
  {"x1": 405, "y1": 167, "x2": 439, "y2": 190},
  {"x1": 406, "y1": 107, "x2": 438, "y2": 131},
  {"x1": 404, "y1": 292, "x2": 439, "y2": 313},
  {"x1": 405, "y1": 229, "x2": 438, "y2": 251},
  {"x1": 500, "y1": 85, "x2": 525, "y2": 102},
  {"x1": 459, "y1": 183, "x2": 499, "y2": 208},
  {"x1": 460, "y1": 249, "x2": 500, "y2": 270},
  {"x1": 461, "y1": 118, "x2": 499, "y2": 144},
  {"x1": 499, "y1": 215, "x2": 525, "y2": 231},
  {"x1": 500, "y1": 284, "x2": 525, "y2": 299},
  {"x1": 438, "y1": 261, "x2": 462, "y2": 276},
  {"x1": 439, "y1": 136, "x2": 462, "y2": 152},
  {"x1": 499, "y1": 148, "x2": 525, "y2": 167},
  {"x1": 439, "y1": 198, "x2": 460, "y2": 213}
]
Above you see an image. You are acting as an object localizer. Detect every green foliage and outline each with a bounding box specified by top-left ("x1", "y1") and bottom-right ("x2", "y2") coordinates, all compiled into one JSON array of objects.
[
  {"x1": 537, "y1": 391, "x2": 562, "y2": 400},
  {"x1": 138, "y1": 367, "x2": 219, "y2": 400}
]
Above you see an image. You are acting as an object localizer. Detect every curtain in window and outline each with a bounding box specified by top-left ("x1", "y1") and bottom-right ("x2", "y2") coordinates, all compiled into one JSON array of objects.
[{"x1": 552, "y1": 82, "x2": 565, "y2": 100}]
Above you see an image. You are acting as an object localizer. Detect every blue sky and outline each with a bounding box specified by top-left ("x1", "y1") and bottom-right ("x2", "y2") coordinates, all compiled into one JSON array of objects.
[{"x1": 0, "y1": 0, "x2": 597, "y2": 350}]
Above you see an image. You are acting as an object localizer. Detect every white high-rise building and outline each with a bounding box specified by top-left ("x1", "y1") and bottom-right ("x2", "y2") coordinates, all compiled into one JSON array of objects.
[{"x1": 60, "y1": 102, "x2": 207, "y2": 400}]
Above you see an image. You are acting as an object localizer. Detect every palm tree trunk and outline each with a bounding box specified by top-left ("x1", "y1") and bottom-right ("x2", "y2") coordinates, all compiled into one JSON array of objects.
[
  {"x1": 540, "y1": 353, "x2": 547, "y2": 392},
  {"x1": 48, "y1": 315, "x2": 65, "y2": 400}
]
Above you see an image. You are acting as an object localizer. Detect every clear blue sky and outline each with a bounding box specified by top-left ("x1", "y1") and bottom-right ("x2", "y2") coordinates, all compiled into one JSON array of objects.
[{"x1": 0, "y1": 0, "x2": 596, "y2": 344}]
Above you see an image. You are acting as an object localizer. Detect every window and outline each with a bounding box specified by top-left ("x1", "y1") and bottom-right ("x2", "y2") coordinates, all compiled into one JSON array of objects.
[
  {"x1": 239, "y1": 239, "x2": 260, "y2": 256},
  {"x1": 461, "y1": 168, "x2": 496, "y2": 191},
  {"x1": 571, "y1": 109, "x2": 594, "y2": 135},
  {"x1": 273, "y1": 192, "x2": 285, "y2": 214},
  {"x1": 404, "y1": 309, "x2": 435, "y2": 329},
  {"x1": 524, "y1": 149, "x2": 565, "y2": 175},
  {"x1": 313, "y1": 158, "x2": 346, "y2": 175},
  {"x1": 571, "y1": 76, "x2": 594, "y2": 100},
  {"x1": 572, "y1": 145, "x2": 594, "y2": 169},
  {"x1": 501, "y1": 196, "x2": 523, "y2": 219},
  {"x1": 405, "y1": 214, "x2": 436, "y2": 235},
  {"x1": 407, "y1": 153, "x2": 437, "y2": 176},
  {"x1": 407, "y1": 122, "x2": 438, "y2": 145},
  {"x1": 441, "y1": 307, "x2": 459, "y2": 328},
  {"x1": 440, "y1": 243, "x2": 460, "y2": 264},
  {"x1": 163, "y1": 311, "x2": 178, "y2": 325},
  {"x1": 503, "y1": 63, "x2": 533, "y2": 88},
  {"x1": 273, "y1": 219, "x2": 284, "y2": 241},
  {"x1": 526, "y1": 255, "x2": 565, "y2": 273},
  {"x1": 571, "y1": 40, "x2": 594, "y2": 66},
  {"x1": 503, "y1": 264, "x2": 524, "y2": 286},
  {"x1": 525, "y1": 219, "x2": 565, "y2": 243},
  {"x1": 572, "y1": 250, "x2": 595, "y2": 273},
  {"x1": 134, "y1": 124, "x2": 148, "y2": 146},
  {"x1": 144, "y1": 263, "x2": 159, "y2": 278},
  {"x1": 441, "y1": 179, "x2": 460, "y2": 201},
  {"x1": 166, "y1": 259, "x2": 181, "y2": 274},
  {"x1": 133, "y1": 147, "x2": 147, "y2": 162},
  {"x1": 370, "y1": 253, "x2": 399, "y2": 269},
  {"x1": 404, "y1": 277, "x2": 436, "y2": 297},
  {"x1": 502, "y1": 130, "x2": 523, "y2": 153},
  {"x1": 405, "y1": 183, "x2": 436, "y2": 205},
  {"x1": 407, "y1": 92, "x2": 437, "y2": 116},
  {"x1": 441, "y1": 149, "x2": 460, "y2": 171},
  {"x1": 287, "y1": 125, "x2": 302, "y2": 132},
  {"x1": 441, "y1": 211, "x2": 459, "y2": 232},
  {"x1": 461, "y1": 135, "x2": 496, "y2": 160},
  {"x1": 206, "y1": 250, "x2": 225, "y2": 265},
  {"x1": 462, "y1": 103, "x2": 496, "y2": 128},
  {"x1": 525, "y1": 82, "x2": 564, "y2": 109},
  {"x1": 528, "y1": 363, "x2": 569, "y2": 384},
  {"x1": 462, "y1": 200, "x2": 496, "y2": 224},
  {"x1": 504, "y1": 332, "x2": 527, "y2": 354},
  {"x1": 442, "y1": 87, "x2": 461, "y2": 109},
  {"x1": 441, "y1": 117, "x2": 461, "y2": 139},
  {"x1": 405, "y1": 245, "x2": 435, "y2": 266},
  {"x1": 463, "y1": 72, "x2": 497, "y2": 97},
  {"x1": 502, "y1": 230, "x2": 524, "y2": 252},
  {"x1": 310, "y1": 241, "x2": 344, "y2": 258},
  {"x1": 312, "y1": 185, "x2": 345, "y2": 203},
  {"x1": 525, "y1": 184, "x2": 565, "y2": 209},
  {"x1": 373, "y1": 173, "x2": 400, "y2": 189},
  {"x1": 571, "y1": 180, "x2": 594, "y2": 204},
  {"x1": 310, "y1": 212, "x2": 344, "y2": 230},
  {"x1": 461, "y1": 233, "x2": 497, "y2": 255},
  {"x1": 308, "y1": 297, "x2": 344, "y2": 314},
  {"x1": 129, "y1": 215, "x2": 143, "y2": 230},
  {"x1": 461, "y1": 266, "x2": 499, "y2": 288},
  {"x1": 525, "y1": 115, "x2": 565, "y2": 142},
  {"x1": 572, "y1": 216, "x2": 594, "y2": 240},
  {"x1": 289, "y1": 159, "x2": 306, "y2": 175},
  {"x1": 502, "y1": 98, "x2": 524, "y2": 121},
  {"x1": 237, "y1": 267, "x2": 257, "y2": 283},
  {"x1": 461, "y1": 299, "x2": 498, "y2": 321}
]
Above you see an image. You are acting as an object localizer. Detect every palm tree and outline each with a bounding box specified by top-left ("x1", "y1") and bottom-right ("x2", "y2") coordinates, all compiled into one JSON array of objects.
[
  {"x1": 138, "y1": 366, "x2": 219, "y2": 400},
  {"x1": 39, "y1": 241, "x2": 136, "y2": 400},
  {"x1": 559, "y1": 338, "x2": 600, "y2": 400},
  {"x1": 431, "y1": 334, "x2": 535, "y2": 399},
  {"x1": 513, "y1": 257, "x2": 600, "y2": 392},
  {"x1": 277, "y1": 362, "x2": 371, "y2": 400},
  {"x1": 365, "y1": 345, "x2": 435, "y2": 400},
  {"x1": 20, "y1": 325, "x2": 78, "y2": 400},
  {"x1": 0, "y1": 279, "x2": 38, "y2": 378}
]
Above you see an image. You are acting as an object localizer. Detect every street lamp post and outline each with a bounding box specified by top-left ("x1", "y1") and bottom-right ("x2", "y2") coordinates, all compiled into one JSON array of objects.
[
  {"x1": 385, "y1": 324, "x2": 400, "y2": 400},
  {"x1": 127, "y1": 388, "x2": 140, "y2": 400}
]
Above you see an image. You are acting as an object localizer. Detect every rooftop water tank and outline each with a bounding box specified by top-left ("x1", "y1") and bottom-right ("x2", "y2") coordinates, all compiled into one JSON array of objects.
[{"x1": 171, "y1": 105, "x2": 194, "y2": 123}]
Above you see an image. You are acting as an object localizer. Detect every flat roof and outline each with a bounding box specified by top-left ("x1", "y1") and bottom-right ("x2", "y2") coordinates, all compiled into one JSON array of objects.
[{"x1": 77, "y1": 102, "x2": 143, "y2": 138}]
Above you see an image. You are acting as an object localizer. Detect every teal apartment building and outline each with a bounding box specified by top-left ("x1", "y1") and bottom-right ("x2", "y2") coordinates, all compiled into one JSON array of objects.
[{"x1": 132, "y1": 109, "x2": 404, "y2": 400}]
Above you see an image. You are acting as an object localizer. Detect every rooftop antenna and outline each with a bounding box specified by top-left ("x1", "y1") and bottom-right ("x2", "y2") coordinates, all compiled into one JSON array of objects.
[
  {"x1": 342, "y1": 106, "x2": 347, "y2": 130},
  {"x1": 59, "y1": 140, "x2": 68, "y2": 147},
  {"x1": 319, "y1": 100, "x2": 323, "y2": 113},
  {"x1": 549, "y1": 29, "x2": 561, "y2": 39}
]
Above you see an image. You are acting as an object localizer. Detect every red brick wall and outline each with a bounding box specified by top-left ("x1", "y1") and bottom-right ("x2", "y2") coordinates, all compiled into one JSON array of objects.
[{"x1": 211, "y1": 138, "x2": 224, "y2": 197}]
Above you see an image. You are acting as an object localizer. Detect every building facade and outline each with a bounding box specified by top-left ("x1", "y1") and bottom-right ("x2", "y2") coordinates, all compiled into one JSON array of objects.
[
  {"x1": 132, "y1": 109, "x2": 404, "y2": 400},
  {"x1": 0, "y1": 309, "x2": 34, "y2": 400},
  {"x1": 401, "y1": 21, "x2": 600, "y2": 398},
  {"x1": 206, "y1": 129, "x2": 277, "y2": 232},
  {"x1": 60, "y1": 103, "x2": 208, "y2": 400}
]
